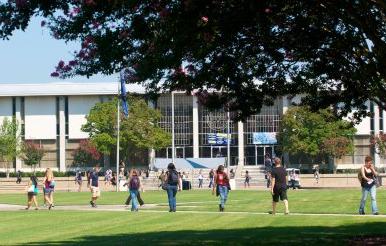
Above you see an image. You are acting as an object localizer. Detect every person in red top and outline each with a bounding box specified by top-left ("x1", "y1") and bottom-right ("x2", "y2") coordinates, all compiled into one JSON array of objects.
[{"x1": 212, "y1": 165, "x2": 230, "y2": 212}]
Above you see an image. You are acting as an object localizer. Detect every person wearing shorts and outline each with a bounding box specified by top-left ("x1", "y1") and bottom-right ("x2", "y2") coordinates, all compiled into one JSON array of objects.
[
  {"x1": 89, "y1": 164, "x2": 101, "y2": 208},
  {"x1": 270, "y1": 157, "x2": 289, "y2": 215}
]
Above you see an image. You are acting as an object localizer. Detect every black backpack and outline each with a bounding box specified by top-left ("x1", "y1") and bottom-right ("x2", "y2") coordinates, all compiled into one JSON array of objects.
[{"x1": 168, "y1": 170, "x2": 179, "y2": 185}]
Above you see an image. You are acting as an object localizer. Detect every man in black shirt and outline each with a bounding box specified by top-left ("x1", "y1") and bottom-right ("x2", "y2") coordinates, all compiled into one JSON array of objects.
[{"x1": 270, "y1": 158, "x2": 289, "y2": 215}]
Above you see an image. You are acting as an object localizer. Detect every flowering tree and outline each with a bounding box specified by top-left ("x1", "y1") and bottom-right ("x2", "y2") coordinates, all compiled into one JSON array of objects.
[
  {"x1": 1, "y1": 1, "x2": 386, "y2": 120},
  {"x1": 21, "y1": 141, "x2": 45, "y2": 173},
  {"x1": 370, "y1": 133, "x2": 386, "y2": 158},
  {"x1": 72, "y1": 139, "x2": 101, "y2": 167}
]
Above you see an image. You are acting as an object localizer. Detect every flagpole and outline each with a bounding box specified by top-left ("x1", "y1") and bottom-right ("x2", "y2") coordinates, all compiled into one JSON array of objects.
[
  {"x1": 116, "y1": 81, "x2": 120, "y2": 192},
  {"x1": 171, "y1": 91, "x2": 175, "y2": 164}
]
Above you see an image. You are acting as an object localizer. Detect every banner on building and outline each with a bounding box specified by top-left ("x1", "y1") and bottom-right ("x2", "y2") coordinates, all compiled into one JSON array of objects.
[
  {"x1": 253, "y1": 132, "x2": 277, "y2": 145},
  {"x1": 208, "y1": 133, "x2": 231, "y2": 145}
]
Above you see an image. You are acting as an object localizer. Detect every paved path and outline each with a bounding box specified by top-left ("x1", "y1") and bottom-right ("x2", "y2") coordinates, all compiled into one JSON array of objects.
[{"x1": 1, "y1": 203, "x2": 386, "y2": 218}]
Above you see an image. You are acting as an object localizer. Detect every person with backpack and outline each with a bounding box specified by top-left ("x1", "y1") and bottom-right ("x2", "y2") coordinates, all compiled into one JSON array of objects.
[
  {"x1": 163, "y1": 163, "x2": 182, "y2": 212},
  {"x1": 16, "y1": 170, "x2": 22, "y2": 184},
  {"x1": 25, "y1": 175, "x2": 39, "y2": 210},
  {"x1": 212, "y1": 165, "x2": 230, "y2": 212},
  {"x1": 358, "y1": 156, "x2": 379, "y2": 215},
  {"x1": 42, "y1": 168, "x2": 55, "y2": 210},
  {"x1": 126, "y1": 169, "x2": 141, "y2": 212}
]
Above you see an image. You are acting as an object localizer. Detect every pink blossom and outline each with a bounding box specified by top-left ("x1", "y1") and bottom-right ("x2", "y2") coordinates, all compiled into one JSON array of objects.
[
  {"x1": 69, "y1": 60, "x2": 78, "y2": 66},
  {"x1": 40, "y1": 20, "x2": 46, "y2": 27},
  {"x1": 58, "y1": 60, "x2": 65, "y2": 68},
  {"x1": 50, "y1": 72, "x2": 59, "y2": 77},
  {"x1": 264, "y1": 8, "x2": 272, "y2": 13},
  {"x1": 201, "y1": 16, "x2": 208, "y2": 23}
]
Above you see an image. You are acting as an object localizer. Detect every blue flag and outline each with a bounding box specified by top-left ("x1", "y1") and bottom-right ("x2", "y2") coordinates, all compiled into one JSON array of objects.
[{"x1": 119, "y1": 69, "x2": 129, "y2": 117}]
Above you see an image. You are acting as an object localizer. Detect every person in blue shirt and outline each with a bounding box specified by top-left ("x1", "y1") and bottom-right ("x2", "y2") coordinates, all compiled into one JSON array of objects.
[{"x1": 89, "y1": 164, "x2": 101, "y2": 208}]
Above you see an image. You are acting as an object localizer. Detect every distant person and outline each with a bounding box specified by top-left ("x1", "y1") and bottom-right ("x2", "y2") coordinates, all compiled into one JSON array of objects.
[
  {"x1": 289, "y1": 170, "x2": 296, "y2": 190},
  {"x1": 244, "y1": 171, "x2": 250, "y2": 188},
  {"x1": 313, "y1": 164, "x2": 320, "y2": 184},
  {"x1": 230, "y1": 169, "x2": 235, "y2": 179},
  {"x1": 25, "y1": 176, "x2": 39, "y2": 210},
  {"x1": 163, "y1": 163, "x2": 182, "y2": 212},
  {"x1": 158, "y1": 170, "x2": 165, "y2": 189},
  {"x1": 43, "y1": 168, "x2": 55, "y2": 209},
  {"x1": 264, "y1": 154, "x2": 273, "y2": 188},
  {"x1": 104, "y1": 168, "x2": 112, "y2": 186},
  {"x1": 359, "y1": 156, "x2": 379, "y2": 215},
  {"x1": 89, "y1": 164, "x2": 101, "y2": 208},
  {"x1": 208, "y1": 169, "x2": 215, "y2": 188},
  {"x1": 198, "y1": 170, "x2": 204, "y2": 188},
  {"x1": 212, "y1": 165, "x2": 230, "y2": 212},
  {"x1": 271, "y1": 158, "x2": 289, "y2": 215},
  {"x1": 16, "y1": 170, "x2": 22, "y2": 184},
  {"x1": 75, "y1": 170, "x2": 83, "y2": 192},
  {"x1": 111, "y1": 172, "x2": 117, "y2": 187}
]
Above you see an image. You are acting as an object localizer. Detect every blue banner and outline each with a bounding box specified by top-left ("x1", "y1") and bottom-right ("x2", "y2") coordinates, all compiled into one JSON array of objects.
[
  {"x1": 208, "y1": 133, "x2": 231, "y2": 145},
  {"x1": 119, "y1": 69, "x2": 129, "y2": 117},
  {"x1": 253, "y1": 132, "x2": 277, "y2": 144}
]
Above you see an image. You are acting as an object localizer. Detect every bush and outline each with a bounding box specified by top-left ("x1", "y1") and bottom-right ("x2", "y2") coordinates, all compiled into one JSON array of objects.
[{"x1": 0, "y1": 171, "x2": 78, "y2": 178}]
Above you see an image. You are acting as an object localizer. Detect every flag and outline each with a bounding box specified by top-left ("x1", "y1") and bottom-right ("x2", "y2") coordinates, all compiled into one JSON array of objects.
[{"x1": 119, "y1": 69, "x2": 129, "y2": 117}]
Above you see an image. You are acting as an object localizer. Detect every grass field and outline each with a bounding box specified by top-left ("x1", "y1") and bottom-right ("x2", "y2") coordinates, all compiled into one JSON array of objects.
[{"x1": 1, "y1": 189, "x2": 386, "y2": 245}]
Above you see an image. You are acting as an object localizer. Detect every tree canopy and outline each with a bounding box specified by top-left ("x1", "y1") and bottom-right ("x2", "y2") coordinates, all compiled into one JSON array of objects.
[
  {"x1": 277, "y1": 106, "x2": 356, "y2": 165},
  {"x1": 82, "y1": 96, "x2": 171, "y2": 160},
  {"x1": 0, "y1": 117, "x2": 21, "y2": 176},
  {"x1": 1, "y1": 1, "x2": 386, "y2": 120}
]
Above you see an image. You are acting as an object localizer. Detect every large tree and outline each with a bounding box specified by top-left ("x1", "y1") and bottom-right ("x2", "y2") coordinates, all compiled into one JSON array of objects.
[
  {"x1": 0, "y1": 117, "x2": 21, "y2": 178},
  {"x1": 82, "y1": 96, "x2": 171, "y2": 163},
  {"x1": 277, "y1": 106, "x2": 356, "y2": 169},
  {"x1": 1, "y1": 1, "x2": 386, "y2": 120}
]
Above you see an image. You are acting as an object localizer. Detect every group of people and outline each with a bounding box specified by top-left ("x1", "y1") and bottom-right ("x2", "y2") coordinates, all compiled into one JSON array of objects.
[
  {"x1": 22, "y1": 154, "x2": 380, "y2": 215},
  {"x1": 25, "y1": 168, "x2": 56, "y2": 210}
]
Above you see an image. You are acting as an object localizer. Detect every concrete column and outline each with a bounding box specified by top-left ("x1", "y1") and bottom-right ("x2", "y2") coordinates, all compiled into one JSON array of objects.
[
  {"x1": 192, "y1": 95, "x2": 199, "y2": 158},
  {"x1": 374, "y1": 103, "x2": 380, "y2": 167},
  {"x1": 15, "y1": 97, "x2": 22, "y2": 171},
  {"x1": 148, "y1": 100, "x2": 157, "y2": 168},
  {"x1": 237, "y1": 121, "x2": 244, "y2": 166},
  {"x1": 59, "y1": 97, "x2": 66, "y2": 172}
]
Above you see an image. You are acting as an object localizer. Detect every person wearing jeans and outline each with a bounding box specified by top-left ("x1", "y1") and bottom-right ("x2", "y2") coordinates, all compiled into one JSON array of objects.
[
  {"x1": 167, "y1": 184, "x2": 178, "y2": 212},
  {"x1": 164, "y1": 163, "x2": 182, "y2": 212},
  {"x1": 212, "y1": 165, "x2": 230, "y2": 212},
  {"x1": 359, "y1": 155, "x2": 378, "y2": 215}
]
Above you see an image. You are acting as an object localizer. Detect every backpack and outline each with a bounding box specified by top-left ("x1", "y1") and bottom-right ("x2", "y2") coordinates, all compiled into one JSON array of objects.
[
  {"x1": 130, "y1": 176, "x2": 140, "y2": 190},
  {"x1": 357, "y1": 168, "x2": 363, "y2": 183},
  {"x1": 168, "y1": 170, "x2": 179, "y2": 184}
]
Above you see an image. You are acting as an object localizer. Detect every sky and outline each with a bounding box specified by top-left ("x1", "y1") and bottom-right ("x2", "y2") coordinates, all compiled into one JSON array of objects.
[{"x1": 0, "y1": 17, "x2": 118, "y2": 84}]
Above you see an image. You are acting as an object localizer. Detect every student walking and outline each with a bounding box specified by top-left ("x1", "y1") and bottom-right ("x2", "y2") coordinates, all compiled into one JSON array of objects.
[
  {"x1": 89, "y1": 164, "x2": 101, "y2": 208},
  {"x1": 163, "y1": 163, "x2": 182, "y2": 212},
  {"x1": 313, "y1": 164, "x2": 320, "y2": 184},
  {"x1": 25, "y1": 176, "x2": 39, "y2": 210},
  {"x1": 127, "y1": 169, "x2": 141, "y2": 212},
  {"x1": 212, "y1": 165, "x2": 230, "y2": 212},
  {"x1": 271, "y1": 158, "x2": 289, "y2": 215},
  {"x1": 244, "y1": 171, "x2": 250, "y2": 188},
  {"x1": 43, "y1": 168, "x2": 55, "y2": 210},
  {"x1": 265, "y1": 154, "x2": 273, "y2": 188},
  {"x1": 359, "y1": 156, "x2": 379, "y2": 215},
  {"x1": 208, "y1": 169, "x2": 214, "y2": 188},
  {"x1": 75, "y1": 170, "x2": 83, "y2": 192},
  {"x1": 198, "y1": 170, "x2": 204, "y2": 188},
  {"x1": 16, "y1": 170, "x2": 22, "y2": 184}
]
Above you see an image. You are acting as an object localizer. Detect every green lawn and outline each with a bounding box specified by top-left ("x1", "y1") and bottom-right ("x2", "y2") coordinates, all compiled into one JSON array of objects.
[{"x1": 1, "y1": 189, "x2": 386, "y2": 245}]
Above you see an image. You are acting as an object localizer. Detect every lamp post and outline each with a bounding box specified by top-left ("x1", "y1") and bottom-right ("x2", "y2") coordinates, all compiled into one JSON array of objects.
[{"x1": 171, "y1": 91, "x2": 175, "y2": 164}]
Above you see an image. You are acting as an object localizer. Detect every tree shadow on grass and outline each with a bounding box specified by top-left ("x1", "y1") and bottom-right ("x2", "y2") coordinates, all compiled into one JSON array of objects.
[{"x1": 23, "y1": 222, "x2": 386, "y2": 246}]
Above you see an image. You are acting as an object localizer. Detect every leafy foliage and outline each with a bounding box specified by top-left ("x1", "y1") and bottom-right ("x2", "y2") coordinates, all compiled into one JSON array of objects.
[
  {"x1": 370, "y1": 133, "x2": 386, "y2": 158},
  {"x1": 277, "y1": 106, "x2": 356, "y2": 163},
  {"x1": 72, "y1": 139, "x2": 101, "y2": 166},
  {"x1": 2, "y1": 1, "x2": 386, "y2": 120},
  {"x1": 82, "y1": 96, "x2": 171, "y2": 160},
  {"x1": 21, "y1": 141, "x2": 45, "y2": 172},
  {"x1": 0, "y1": 117, "x2": 21, "y2": 176}
]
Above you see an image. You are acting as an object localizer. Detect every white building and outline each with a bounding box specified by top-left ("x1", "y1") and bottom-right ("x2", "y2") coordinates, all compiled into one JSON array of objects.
[{"x1": 0, "y1": 82, "x2": 383, "y2": 172}]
